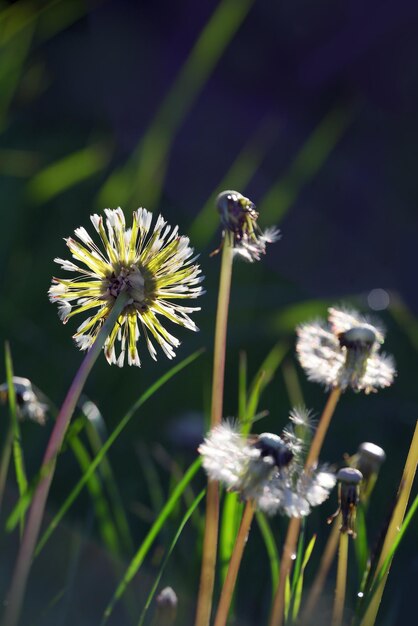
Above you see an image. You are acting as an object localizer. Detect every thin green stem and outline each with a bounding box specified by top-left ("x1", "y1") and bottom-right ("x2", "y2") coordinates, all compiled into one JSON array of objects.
[
  {"x1": 195, "y1": 232, "x2": 234, "y2": 626},
  {"x1": 213, "y1": 500, "x2": 255, "y2": 626},
  {"x1": 269, "y1": 387, "x2": 342, "y2": 626},
  {"x1": 332, "y1": 532, "x2": 348, "y2": 626},
  {"x1": 3, "y1": 291, "x2": 129, "y2": 626}
]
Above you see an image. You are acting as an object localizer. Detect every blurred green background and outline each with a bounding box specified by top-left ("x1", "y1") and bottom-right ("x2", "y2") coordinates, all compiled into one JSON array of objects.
[{"x1": 0, "y1": 1, "x2": 417, "y2": 624}]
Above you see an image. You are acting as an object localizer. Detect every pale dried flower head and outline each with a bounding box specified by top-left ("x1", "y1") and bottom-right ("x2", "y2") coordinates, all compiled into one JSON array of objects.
[
  {"x1": 296, "y1": 306, "x2": 396, "y2": 393},
  {"x1": 49, "y1": 208, "x2": 204, "y2": 367},
  {"x1": 0, "y1": 376, "x2": 48, "y2": 425},
  {"x1": 215, "y1": 190, "x2": 280, "y2": 262},
  {"x1": 199, "y1": 413, "x2": 335, "y2": 518}
]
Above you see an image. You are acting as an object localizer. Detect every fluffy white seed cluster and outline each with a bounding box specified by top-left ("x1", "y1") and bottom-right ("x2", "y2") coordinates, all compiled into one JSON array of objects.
[
  {"x1": 199, "y1": 411, "x2": 336, "y2": 517},
  {"x1": 296, "y1": 307, "x2": 396, "y2": 393}
]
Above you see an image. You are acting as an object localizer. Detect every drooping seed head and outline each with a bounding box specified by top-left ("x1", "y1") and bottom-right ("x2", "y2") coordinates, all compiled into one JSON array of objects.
[
  {"x1": 214, "y1": 190, "x2": 280, "y2": 262},
  {"x1": 216, "y1": 190, "x2": 258, "y2": 237}
]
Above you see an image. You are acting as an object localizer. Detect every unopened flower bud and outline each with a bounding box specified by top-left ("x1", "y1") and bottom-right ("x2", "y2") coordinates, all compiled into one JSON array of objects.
[
  {"x1": 356, "y1": 442, "x2": 386, "y2": 480},
  {"x1": 154, "y1": 587, "x2": 177, "y2": 626},
  {"x1": 0, "y1": 376, "x2": 47, "y2": 425}
]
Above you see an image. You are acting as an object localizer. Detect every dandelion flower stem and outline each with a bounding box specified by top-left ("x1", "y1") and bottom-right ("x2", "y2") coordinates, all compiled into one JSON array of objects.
[
  {"x1": 195, "y1": 232, "x2": 234, "y2": 626},
  {"x1": 210, "y1": 231, "x2": 234, "y2": 429},
  {"x1": 213, "y1": 500, "x2": 255, "y2": 626},
  {"x1": 332, "y1": 531, "x2": 349, "y2": 626},
  {"x1": 305, "y1": 387, "x2": 341, "y2": 470},
  {"x1": 359, "y1": 419, "x2": 418, "y2": 626},
  {"x1": 3, "y1": 291, "x2": 130, "y2": 626},
  {"x1": 269, "y1": 387, "x2": 342, "y2": 626}
]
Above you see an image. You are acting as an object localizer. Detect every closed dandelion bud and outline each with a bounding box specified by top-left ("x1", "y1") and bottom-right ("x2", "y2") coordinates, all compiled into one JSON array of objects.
[
  {"x1": 353, "y1": 442, "x2": 386, "y2": 502},
  {"x1": 153, "y1": 587, "x2": 177, "y2": 626},
  {"x1": 330, "y1": 467, "x2": 363, "y2": 537},
  {"x1": 0, "y1": 376, "x2": 47, "y2": 425},
  {"x1": 356, "y1": 442, "x2": 386, "y2": 479},
  {"x1": 214, "y1": 190, "x2": 280, "y2": 262}
]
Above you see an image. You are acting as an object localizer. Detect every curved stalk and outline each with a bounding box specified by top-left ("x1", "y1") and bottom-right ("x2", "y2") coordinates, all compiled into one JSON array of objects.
[{"x1": 3, "y1": 292, "x2": 129, "y2": 626}]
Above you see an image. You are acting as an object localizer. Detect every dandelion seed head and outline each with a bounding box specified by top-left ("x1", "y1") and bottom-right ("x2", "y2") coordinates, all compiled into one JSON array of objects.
[
  {"x1": 48, "y1": 208, "x2": 204, "y2": 367},
  {"x1": 199, "y1": 420, "x2": 336, "y2": 518},
  {"x1": 296, "y1": 307, "x2": 396, "y2": 393}
]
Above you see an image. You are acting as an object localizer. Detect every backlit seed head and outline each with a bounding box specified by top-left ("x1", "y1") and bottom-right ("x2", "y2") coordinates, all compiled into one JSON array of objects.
[
  {"x1": 296, "y1": 306, "x2": 396, "y2": 393},
  {"x1": 199, "y1": 419, "x2": 335, "y2": 517}
]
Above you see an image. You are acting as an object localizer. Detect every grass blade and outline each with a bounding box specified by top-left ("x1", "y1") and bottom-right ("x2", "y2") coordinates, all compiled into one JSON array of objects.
[
  {"x1": 101, "y1": 458, "x2": 202, "y2": 623},
  {"x1": 354, "y1": 504, "x2": 368, "y2": 581},
  {"x1": 291, "y1": 534, "x2": 316, "y2": 623},
  {"x1": 6, "y1": 349, "x2": 203, "y2": 541},
  {"x1": 137, "y1": 489, "x2": 206, "y2": 626},
  {"x1": 26, "y1": 142, "x2": 111, "y2": 204},
  {"x1": 358, "y1": 420, "x2": 418, "y2": 626},
  {"x1": 243, "y1": 341, "x2": 288, "y2": 435},
  {"x1": 256, "y1": 512, "x2": 280, "y2": 594},
  {"x1": 355, "y1": 494, "x2": 418, "y2": 625},
  {"x1": 219, "y1": 492, "x2": 244, "y2": 584},
  {"x1": 67, "y1": 418, "x2": 122, "y2": 557},
  {"x1": 260, "y1": 104, "x2": 356, "y2": 223},
  {"x1": 188, "y1": 119, "x2": 278, "y2": 248},
  {"x1": 83, "y1": 404, "x2": 134, "y2": 554},
  {"x1": 4, "y1": 342, "x2": 28, "y2": 534}
]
